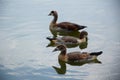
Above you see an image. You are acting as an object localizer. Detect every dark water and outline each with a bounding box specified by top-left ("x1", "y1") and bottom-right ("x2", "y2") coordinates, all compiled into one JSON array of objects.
[{"x1": 0, "y1": 0, "x2": 120, "y2": 80}]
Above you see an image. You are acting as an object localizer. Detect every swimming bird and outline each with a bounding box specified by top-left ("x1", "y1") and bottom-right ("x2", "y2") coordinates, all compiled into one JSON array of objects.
[
  {"x1": 47, "y1": 31, "x2": 88, "y2": 45},
  {"x1": 52, "y1": 45, "x2": 103, "y2": 62},
  {"x1": 48, "y1": 10, "x2": 87, "y2": 33}
]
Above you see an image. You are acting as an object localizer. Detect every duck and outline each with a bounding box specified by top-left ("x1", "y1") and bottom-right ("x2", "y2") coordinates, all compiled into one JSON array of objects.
[
  {"x1": 48, "y1": 10, "x2": 87, "y2": 33},
  {"x1": 52, "y1": 45, "x2": 103, "y2": 62},
  {"x1": 52, "y1": 57, "x2": 101, "y2": 74},
  {"x1": 47, "y1": 30, "x2": 88, "y2": 45}
]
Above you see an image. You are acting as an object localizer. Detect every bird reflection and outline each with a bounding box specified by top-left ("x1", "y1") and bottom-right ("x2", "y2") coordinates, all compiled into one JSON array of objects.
[
  {"x1": 52, "y1": 59, "x2": 66, "y2": 74},
  {"x1": 50, "y1": 30, "x2": 80, "y2": 38},
  {"x1": 46, "y1": 30, "x2": 88, "y2": 49},
  {"x1": 47, "y1": 41, "x2": 88, "y2": 49},
  {"x1": 67, "y1": 59, "x2": 102, "y2": 66},
  {"x1": 53, "y1": 59, "x2": 102, "y2": 74}
]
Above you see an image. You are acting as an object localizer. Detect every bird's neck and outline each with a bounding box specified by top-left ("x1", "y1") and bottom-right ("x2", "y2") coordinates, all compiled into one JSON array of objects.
[
  {"x1": 79, "y1": 35, "x2": 84, "y2": 39},
  {"x1": 51, "y1": 14, "x2": 58, "y2": 24},
  {"x1": 60, "y1": 49, "x2": 66, "y2": 55},
  {"x1": 59, "y1": 49, "x2": 67, "y2": 62}
]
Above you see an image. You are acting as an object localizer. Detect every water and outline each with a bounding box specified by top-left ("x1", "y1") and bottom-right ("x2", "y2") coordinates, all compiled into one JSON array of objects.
[{"x1": 0, "y1": 0, "x2": 120, "y2": 80}]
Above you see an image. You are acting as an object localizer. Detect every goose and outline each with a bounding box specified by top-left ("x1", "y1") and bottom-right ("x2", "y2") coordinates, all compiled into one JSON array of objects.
[
  {"x1": 48, "y1": 10, "x2": 87, "y2": 32},
  {"x1": 47, "y1": 31, "x2": 88, "y2": 45},
  {"x1": 52, "y1": 45, "x2": 103, "y2": 62}
]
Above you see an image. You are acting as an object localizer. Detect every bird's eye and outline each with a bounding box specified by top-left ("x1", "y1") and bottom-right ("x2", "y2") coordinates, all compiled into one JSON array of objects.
[{"x1": 51, "y1": 11, "x2": 54, "y2": 13}]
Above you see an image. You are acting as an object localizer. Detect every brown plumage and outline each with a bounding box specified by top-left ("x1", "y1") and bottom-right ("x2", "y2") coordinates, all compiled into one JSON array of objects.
[
  {"x1": 53, "y1": 45, "x2": 102, "y2": 62},
  {"x1": 48, "y1": 10, "x2": 87, "y2": 32},
  {"x1": 46, "y1": 31, "x2": 88, "y2": 45}
]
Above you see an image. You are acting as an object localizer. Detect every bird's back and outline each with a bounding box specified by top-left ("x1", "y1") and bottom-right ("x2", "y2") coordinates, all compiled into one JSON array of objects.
[
  {"x1": 67, "y1": 52, "x2": 89, "y2": 61},
  {"x1": 57, "y1": 22, "x2": 87, "y2": 31}
]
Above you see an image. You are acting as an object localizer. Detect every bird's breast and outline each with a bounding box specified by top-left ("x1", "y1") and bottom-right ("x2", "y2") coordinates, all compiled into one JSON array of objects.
[{"x1": 58, "y1": 54, "x2": 68, "y2": 62}]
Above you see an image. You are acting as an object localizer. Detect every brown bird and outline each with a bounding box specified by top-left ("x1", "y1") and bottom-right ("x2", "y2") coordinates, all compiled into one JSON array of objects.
[
  {"x1": 47, "y1": 31, "x2": 88, "y2": 45},
  {"x1": 48, "y1": 10, "x2": 87, "y2": 33},
  {"x1": 53, "y1": 45, "x2": 102, "y2": 62}
]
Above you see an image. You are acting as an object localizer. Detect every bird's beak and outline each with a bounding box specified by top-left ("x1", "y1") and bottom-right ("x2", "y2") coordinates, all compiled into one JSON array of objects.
[
  {"x1": 52, "y1": 48, "x2": 59, "y2": 52},
  {"x1": 48, "y1": 13, "x2": 51, "y2": 16}
]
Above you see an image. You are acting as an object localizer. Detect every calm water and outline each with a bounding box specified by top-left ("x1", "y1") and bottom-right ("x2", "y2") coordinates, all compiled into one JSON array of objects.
[{"x1": 0, "y1": 0, "x2": 120, "y2": 80}]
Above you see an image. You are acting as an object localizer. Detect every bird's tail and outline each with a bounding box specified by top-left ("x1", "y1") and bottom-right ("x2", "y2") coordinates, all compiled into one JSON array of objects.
[
  {"x1": 46, "y1": 37, "x2": 56, "y2": 41},
  {"x1": 79, "y1": 25, "x2": 87, "y2": 30},
  {"x1": 82, "y1": 25, "x2": 87, "y2": 28},
  {"x1": 90, "y1": 51, "x2": 103, "y2": 56},
  {"x1": 72, "y1": 23, "x2": 87, "y2": 30}
]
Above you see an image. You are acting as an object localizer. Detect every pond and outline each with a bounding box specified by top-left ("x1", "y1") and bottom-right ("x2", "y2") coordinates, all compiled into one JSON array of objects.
[{"x1": 0, "y1": 0, "x2": 120, "y2": 80}]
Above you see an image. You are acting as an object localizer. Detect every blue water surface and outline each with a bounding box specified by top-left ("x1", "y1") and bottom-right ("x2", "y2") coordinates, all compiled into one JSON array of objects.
[{"x1": 0, "y1": 0, "x2": 120, "y2": 80}]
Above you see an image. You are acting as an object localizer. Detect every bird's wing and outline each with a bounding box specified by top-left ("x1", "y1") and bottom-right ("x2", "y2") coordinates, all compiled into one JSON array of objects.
[
  {"x1": 67, "y1": 52, "x2": 90, "y2": 61},
  {"x1": 61, "y1": 36, "x2": 78, "y2": 44},
  {"x1": 57, "y1": 22, "x2": 86, "y2": 30}
]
